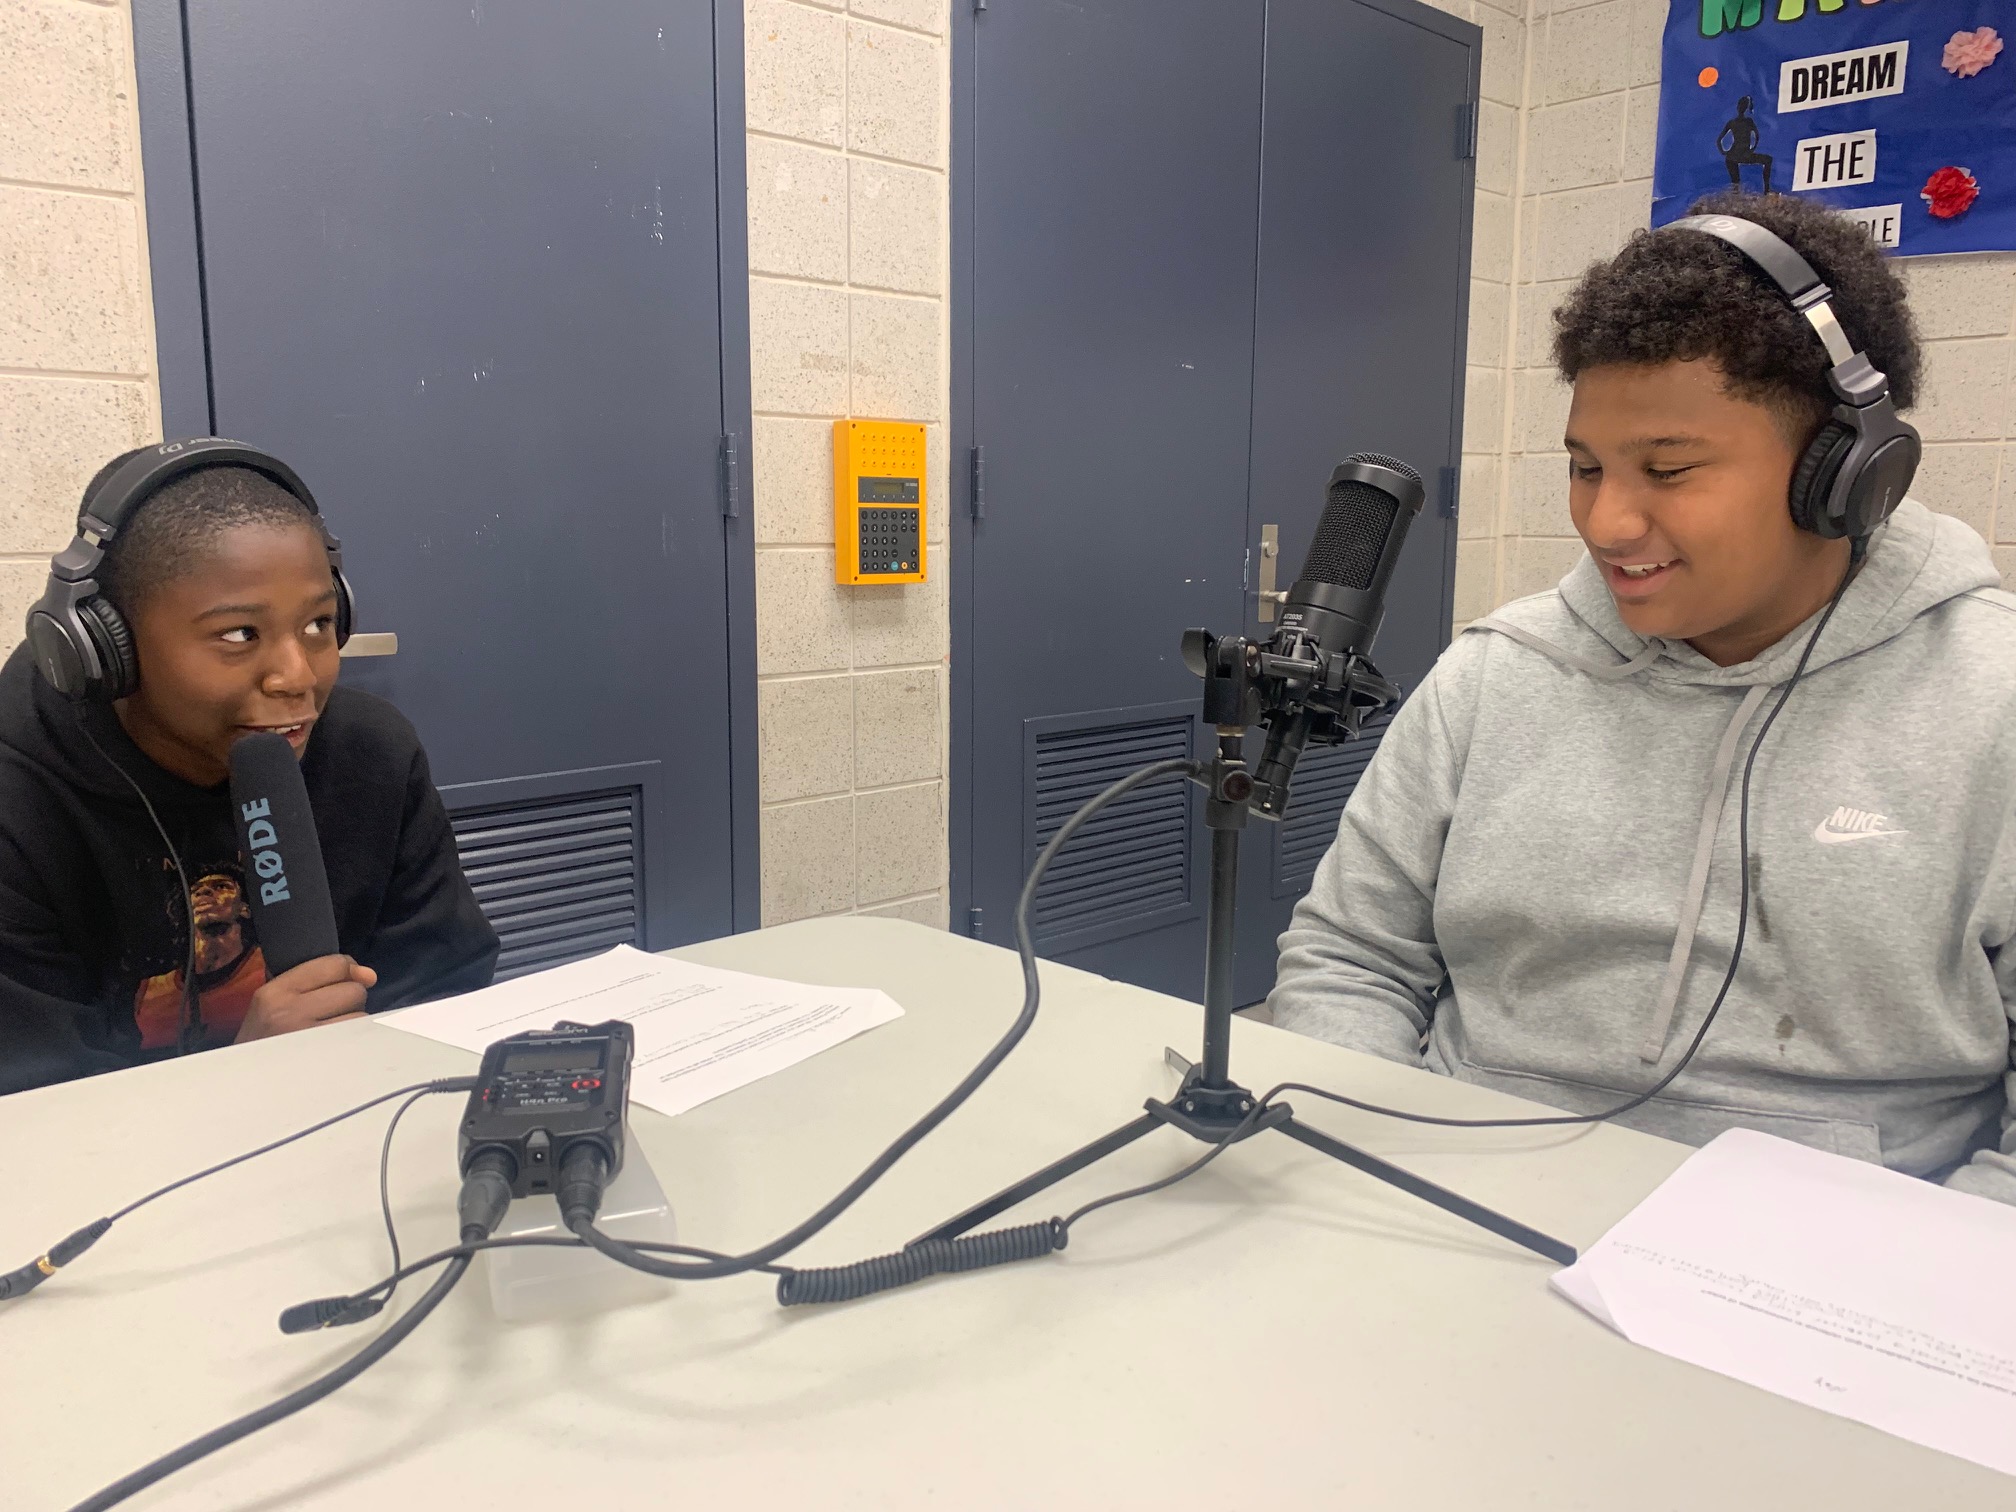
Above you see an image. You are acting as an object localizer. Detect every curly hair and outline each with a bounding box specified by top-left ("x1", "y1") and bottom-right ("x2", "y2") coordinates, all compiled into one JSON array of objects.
[
  {"x1": 1551, "y1": 192, "x2": 1922, "y2": 438},
  {"x1": 88, "y1": 455, "x2": 318, "y2": 614}
]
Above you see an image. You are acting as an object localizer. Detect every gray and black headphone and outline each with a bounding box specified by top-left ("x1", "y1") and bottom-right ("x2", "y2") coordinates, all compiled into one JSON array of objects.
[
  {"x1": 1667, "y1": 214, "x2": 1921, "y2": 542},
  {"x1": 26, "y1": 438, "x2": 354, "y2": 702}
]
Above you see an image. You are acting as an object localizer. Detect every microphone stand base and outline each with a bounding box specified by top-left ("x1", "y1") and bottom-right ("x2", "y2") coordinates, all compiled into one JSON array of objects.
[
  {"x1": 912, "y1": 657, "x2": 1577, "y2": 1267},
  {"x1": 910, "y1": 1079, "x2": 1574, "y2": 1268}
]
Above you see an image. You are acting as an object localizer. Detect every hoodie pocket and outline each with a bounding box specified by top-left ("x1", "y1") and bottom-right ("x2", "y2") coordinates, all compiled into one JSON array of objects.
[{"x1": 1453, "y1": 1057, "x2": 1885, "y2": 1164}]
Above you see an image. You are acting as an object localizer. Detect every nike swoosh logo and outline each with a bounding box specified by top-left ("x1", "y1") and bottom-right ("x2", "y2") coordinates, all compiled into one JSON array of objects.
[{"x1": 1813, "y1": 823, "x2": 1906, "y2": 844}]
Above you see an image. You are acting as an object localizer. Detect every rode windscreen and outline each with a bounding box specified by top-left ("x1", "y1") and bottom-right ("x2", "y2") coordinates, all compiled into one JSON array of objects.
[
  {"x1": 1279, "y1": 452, "x2": 1425, "y2": 661},
  {"x1": 229, "y1": 732, "x2": 340, "y2": 975}
]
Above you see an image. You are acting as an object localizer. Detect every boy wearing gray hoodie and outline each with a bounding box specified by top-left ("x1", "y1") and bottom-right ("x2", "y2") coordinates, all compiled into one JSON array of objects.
[{"x1": 1268, "y1": 192, "x2": 2016, "y2": 1206}]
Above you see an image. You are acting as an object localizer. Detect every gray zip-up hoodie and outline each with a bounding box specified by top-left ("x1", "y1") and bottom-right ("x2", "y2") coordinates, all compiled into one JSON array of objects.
[{"x1": 1268, "y1": 500, "x2": 2016, "y2": 1205}]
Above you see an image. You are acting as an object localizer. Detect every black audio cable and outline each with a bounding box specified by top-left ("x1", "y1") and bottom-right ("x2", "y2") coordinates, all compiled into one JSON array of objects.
[
  {"x1": 276, "y1": 1234, "x2": 783, "y2": 1330},
  {"x1": 557, "y1": 757, "x2": 1201, "y2": 1290},
  {"x1": 66, "y1": 1152, "x2": 516, "y2": 1512},
  {"x1": 1, "y1": 1077, "x2": 475, "y2": 1303},
  {"x1": 766, "y1": 758, "x2": 1216, "y2": 1304},
  {"x1": 270, "y1": 1081, "x2": 460, "y2": 1334}
]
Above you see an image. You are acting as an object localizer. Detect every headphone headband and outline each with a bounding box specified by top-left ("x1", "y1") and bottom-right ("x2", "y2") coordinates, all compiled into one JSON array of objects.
[
  {"x1": 1669, "y1": 214, "x2": 1829, "y2": 308},
  {"x1": 27, "y1": 438, "x2": 354, "y2": 702},
  {"x1": 1659, "y1": 211, "x2": 1920, "y2": 541},
  {"x1": 79, "y1": 438, "x2": 324, "y2": 542}
]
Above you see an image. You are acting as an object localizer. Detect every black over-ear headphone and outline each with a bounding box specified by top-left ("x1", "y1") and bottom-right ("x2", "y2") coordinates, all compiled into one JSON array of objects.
[
  {"x1": 26, "y1": 438, "x2": 355, "y2": 702},
  {"x1": 1667, "y1": 214, "x2": 1921, "y2": 542}
]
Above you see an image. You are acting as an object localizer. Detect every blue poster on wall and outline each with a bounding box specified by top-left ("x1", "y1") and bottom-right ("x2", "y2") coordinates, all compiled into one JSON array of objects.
[{"x1": 1652, "y1": 0, "x2": 2016, "y2": 256}]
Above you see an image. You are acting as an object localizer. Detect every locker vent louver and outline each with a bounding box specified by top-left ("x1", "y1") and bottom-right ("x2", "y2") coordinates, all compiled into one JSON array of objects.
[
  {"x1": 451, "y1": 788, "x2": 643, "y2": 981},
  {"x1": 1273, "y1": 714, "x2": 1392, "y2": 896},
  {"x1": 1028, "y1": 716, "x2": 1193, "y2": 946}
]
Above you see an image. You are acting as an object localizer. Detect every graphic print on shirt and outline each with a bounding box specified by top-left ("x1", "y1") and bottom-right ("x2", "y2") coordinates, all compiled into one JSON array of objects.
[
  {"x1": 1812, "y1": 805, "x2": 1908, "y2": 845},
  {"x1": 131, "y1": 857, "x2": 269, "y2": 1049}
]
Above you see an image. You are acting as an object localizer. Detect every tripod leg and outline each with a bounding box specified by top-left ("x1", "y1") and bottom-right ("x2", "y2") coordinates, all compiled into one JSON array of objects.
[
  {"x1": 1277, "y1": 1116, "x2": 1577, "y2": 1266},
  {"x1": 911, "y1": 1113, "x2": 1163, "y2": 1245}
]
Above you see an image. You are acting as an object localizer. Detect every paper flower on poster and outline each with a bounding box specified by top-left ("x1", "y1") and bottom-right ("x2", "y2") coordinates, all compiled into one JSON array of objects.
[
  {"x1": 1921, "y1": 166, "x2": 1981, "y2": 220},
  {"x1": 1942, "y1": 27, "x2": 2003, "y2": 78}
]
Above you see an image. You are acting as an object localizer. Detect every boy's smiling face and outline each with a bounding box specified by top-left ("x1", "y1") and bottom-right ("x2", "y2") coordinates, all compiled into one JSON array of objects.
[
  {"x1": 115, "y1": 521, "x2": 342, "y2": 788},
  {"x1": 1565, "y1": 358, "x2": 1851, "y2": 667}
]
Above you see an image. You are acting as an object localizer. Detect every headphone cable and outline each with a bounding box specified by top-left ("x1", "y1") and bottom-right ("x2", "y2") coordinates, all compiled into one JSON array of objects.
[
  {"x1": 79, "y1": 719, "x2": 202, "y2": 1056},
  {"x1": 1261, "y1": 547, "x2": 1864, "y2": 1133},
  {"x1": 0, "y1": 1077, "x2": 474, "y2": 1302}
]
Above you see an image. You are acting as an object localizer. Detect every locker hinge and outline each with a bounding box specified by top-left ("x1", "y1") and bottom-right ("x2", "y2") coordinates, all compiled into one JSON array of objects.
[
  {"x1": 1439, "y1": 463, "x2": 1459, "y2": 520},
  {"x1": 720, "y1": 431, "x2": 743, "y2": 519},
  {"x1": 967, "y1": 905, "x2": 984, "y2": 938},
  {"x1": 969, "y1": 444, "x2": 987, "y2": 521},
  {"x1": 1457, "y1": 101, "x2": 1479, "y2": 161},
  {"x1": 975, "y1": 0, "x2": 987, "y2": 11}
]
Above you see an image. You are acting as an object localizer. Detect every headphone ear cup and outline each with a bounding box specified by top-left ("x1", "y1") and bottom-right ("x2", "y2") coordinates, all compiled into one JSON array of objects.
[
  {"x1": 80, "y1": 598, "x2": 139, "y2": 702},
  {"x1": 25, "y1": 603, "x2": 91, "y2": 700},
  {"x1": 1789, "y1": 422, "x2": 1857, "y2": 537},
  {"x1": 332, "y1": 567, "x2": 355, "y2": 648}
]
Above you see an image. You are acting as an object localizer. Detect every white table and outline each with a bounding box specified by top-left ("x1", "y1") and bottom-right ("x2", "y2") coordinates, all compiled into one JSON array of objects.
[{"x1": 3, "y1": 918, "x2": 2006, "y2": 1510}]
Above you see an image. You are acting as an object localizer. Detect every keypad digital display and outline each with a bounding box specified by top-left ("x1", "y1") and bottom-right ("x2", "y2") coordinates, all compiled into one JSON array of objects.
[{"x1": 858, "y1": 476, "x2": 920, "y2": 504}]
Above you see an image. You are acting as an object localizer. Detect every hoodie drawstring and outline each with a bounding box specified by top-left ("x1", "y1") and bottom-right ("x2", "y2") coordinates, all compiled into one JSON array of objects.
[
  {"x1": 1637, "y1": 684, "x2": 1770, "y2": 1063},
  {"x1": 1468, "y1": 618, "x2": 1778, "y2": 1065}
]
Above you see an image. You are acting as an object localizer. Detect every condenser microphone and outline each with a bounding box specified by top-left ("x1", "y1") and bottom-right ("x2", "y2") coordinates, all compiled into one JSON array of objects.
[
  {"x1": 229, "y1": 733, "x2": 340, "y2": 975},
  {"x1": 1278, "y1": 452, "x2": 1426, "y2": 659},
  {"x1": 1249, "y1": 453, "x2": 1424, "y2": 818}
]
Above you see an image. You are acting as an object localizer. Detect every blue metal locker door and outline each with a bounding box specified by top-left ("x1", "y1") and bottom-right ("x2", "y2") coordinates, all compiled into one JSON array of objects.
[
  {"x1": 1233, "y1": 0, "x2": 1479, "y2": 1004},
  {"x1": 156, "y1": 0, "x2": 750, "y2": 966},
  {"x1": 961, "y1": 0, "x2": 1267, "y2": 999}
]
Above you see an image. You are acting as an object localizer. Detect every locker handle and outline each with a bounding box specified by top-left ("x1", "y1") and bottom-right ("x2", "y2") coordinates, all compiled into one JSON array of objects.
[
  {"x1": 339, "y1": 632, "x2": 399, "y2": 658},
  {"x1": 1255, "y1": 524, "x2": 1283, "y2": 623}
]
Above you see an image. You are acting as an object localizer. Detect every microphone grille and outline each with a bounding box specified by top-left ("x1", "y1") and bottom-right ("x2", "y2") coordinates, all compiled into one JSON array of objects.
[
  {"x1": 1345, "y1": 450, "x2": 1422, "y2": 483},
  {"x1": 1303, "y1": 478, "x2": 1400, "y2": 591}
]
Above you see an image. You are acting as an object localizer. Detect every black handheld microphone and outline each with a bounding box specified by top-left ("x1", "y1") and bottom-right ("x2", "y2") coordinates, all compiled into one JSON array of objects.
[
  {"x1": 1249, "y1": 452, "x2": 1425, "y2": 818},
  {"x1": 229, "y1": 732, "x2": 340, "y2": 975}
]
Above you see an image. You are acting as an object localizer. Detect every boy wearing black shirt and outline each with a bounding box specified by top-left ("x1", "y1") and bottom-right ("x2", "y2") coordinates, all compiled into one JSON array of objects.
[{"x1": 0, "y1": 442, "x2": 498, "y2": 1094}]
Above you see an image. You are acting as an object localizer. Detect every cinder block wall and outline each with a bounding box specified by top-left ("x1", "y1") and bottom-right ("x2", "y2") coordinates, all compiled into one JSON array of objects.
[
  {"x1": 743, "y1": 0, "x2": 952, "y2": 929},
  {"x1": 0, "y1": 0, "x2": 162, "y2": 637},
  {"x1": 1430, "y1": 0, "x2": 1531, "y2": 628}
]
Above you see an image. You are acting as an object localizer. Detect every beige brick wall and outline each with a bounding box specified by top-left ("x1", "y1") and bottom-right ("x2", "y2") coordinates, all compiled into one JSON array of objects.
[
  {"x1": 0, "y1": 0, "x2": 161, "y2": 647},
  {"x1": 1468, "y1": 0, "x2": 2016, "y2": 619},
  {"x1": 744, "y1": 0, "x2": 951, "y2": 929},
  {"x1": 1423, "y1": 0, "x2": 1529, "y2": 626}
]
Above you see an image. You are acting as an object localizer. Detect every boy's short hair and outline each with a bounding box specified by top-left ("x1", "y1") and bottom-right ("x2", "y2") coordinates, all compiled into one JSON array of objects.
[
  {"x1": 1551, "y1": 192, "x2": 1922, "y2": 439},
  {"x1": 91, "y1": 458, "x2": 317, "y2": 615}
]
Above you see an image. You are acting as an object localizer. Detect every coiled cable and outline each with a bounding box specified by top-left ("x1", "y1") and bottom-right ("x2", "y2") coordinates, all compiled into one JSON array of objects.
[{"x1": 773, "y1": 1220, "x2": 1067, "y2": 1305}]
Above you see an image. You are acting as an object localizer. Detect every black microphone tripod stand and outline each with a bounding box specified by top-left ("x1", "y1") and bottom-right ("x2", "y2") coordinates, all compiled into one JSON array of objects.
[{"x1": 914, "y1": 624, "x2": 1577, "y2": 1265}]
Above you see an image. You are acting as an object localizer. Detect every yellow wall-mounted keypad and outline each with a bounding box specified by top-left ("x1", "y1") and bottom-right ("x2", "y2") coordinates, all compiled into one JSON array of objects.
[{"x1": 834, "y1": 420, "x2": 927, "y2": 585}]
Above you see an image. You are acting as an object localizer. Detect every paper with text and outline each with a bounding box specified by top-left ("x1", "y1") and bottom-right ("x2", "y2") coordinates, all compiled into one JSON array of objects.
[
  {"x1": 1553, "y1": 1129, "x2": 2016, "y2": 1477},
  {"x1": 379, "y1": 945, "x2": 902, "y2": 1117}
]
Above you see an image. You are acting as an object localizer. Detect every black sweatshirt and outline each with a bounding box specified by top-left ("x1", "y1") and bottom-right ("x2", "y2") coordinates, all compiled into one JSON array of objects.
[{"x1": 0, "y1": 645, "x2": 499, "y2": 1095}]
